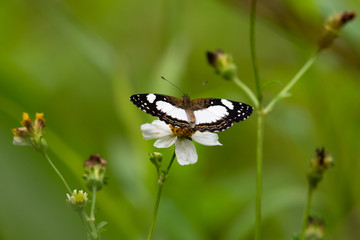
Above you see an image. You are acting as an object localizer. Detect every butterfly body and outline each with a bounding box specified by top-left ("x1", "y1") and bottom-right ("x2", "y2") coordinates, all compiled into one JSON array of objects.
[{"x1": 130, "y1": 93, "x2": 253, "y2": 132}]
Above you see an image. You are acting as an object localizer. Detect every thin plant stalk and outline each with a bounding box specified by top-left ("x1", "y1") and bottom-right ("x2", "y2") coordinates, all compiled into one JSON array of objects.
[
  {"x1": 255, "y1": 110, "x2": 264, "y2": 240},
  {"x1": 233, "y1": 76, "x2": 259, "y2": 108},
  {"x1": 264, "y1": 54, "x2": 318, "y2": 113},
  {"x1": 249, "y1": 0, "x2": 261, "y2": 101},
  {"x1": 147, "y1": 180, "x2": 164, "y2": 240},
  {"x1": 41, "y1": 151, "x2": 72, "y2": 194},
  {"x1": 147, "y1": 151, "x2": 176, "y2": 240},
  {"x1": 80, "y1": 211, "x2": 93, "y2": 237},
  {"x1": 90, "y1": 186, "x2": 97, "y2": 220},
  {"x1": 299, "y1": 186, "x2": 314, "y2": 240},
  {"x1": 165, "y1": 151, "x2": 176, "y2": 174},
  {"x1": 80, "y1": 211, "x2": 99, "y2": 240},
  {"x1": 88, "y1": 186, "x2": 99, "y2": 240},
  {"x1": 249, "y1": 0, "x2": 263, "y2": 239}
]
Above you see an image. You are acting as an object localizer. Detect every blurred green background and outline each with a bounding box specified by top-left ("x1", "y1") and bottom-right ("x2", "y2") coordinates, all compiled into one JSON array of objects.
[{"x1": 1, "y1": 0, "x2": 359, "y2": 239}]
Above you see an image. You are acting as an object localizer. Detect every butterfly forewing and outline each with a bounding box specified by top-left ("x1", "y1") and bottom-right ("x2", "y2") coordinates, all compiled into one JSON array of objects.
[{"x1": 130, "y1": 94, "x2": 190, "y2": 128}]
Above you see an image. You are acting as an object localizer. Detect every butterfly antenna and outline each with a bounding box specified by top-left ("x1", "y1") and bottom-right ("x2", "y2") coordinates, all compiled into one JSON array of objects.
[
  {"x1": 161, "y1": 76, "x2": 185, "y2": 95},
  {"x1": 188, "y1": 81, "x2": 208, "y2": 95}
]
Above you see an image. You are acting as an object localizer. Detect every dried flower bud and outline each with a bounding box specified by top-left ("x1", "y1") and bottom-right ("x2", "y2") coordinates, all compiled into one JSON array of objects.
[
  {"x1": 83, "y1": 154, "x2": 107, "y2": 191},
  {"x1": 308, "y1": 148, "x2": 334, "y2": 188},
  {"x1": 12, "y1": 112, "x2": 47, "y2": 152},
  {"x1": 206, "y1": 50, "x2": 237, "y2": 80},
  {"x1": 66, "y1": 189, "x2": 88, "y2": 212},
  {"x1": 84, "y1": 154, "x2": 107, "y2": 167},
  {"x1": 318, "y1": 11, "x2": 356, "y2": 51},
  {"x1": 305, "y1": 216, "x2": 325, "y2": 240}
]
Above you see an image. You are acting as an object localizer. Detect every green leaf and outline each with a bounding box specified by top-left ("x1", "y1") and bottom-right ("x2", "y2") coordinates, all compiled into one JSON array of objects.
[{"x1": 97, "y1": 221, "x2": 108, "y2": 233}]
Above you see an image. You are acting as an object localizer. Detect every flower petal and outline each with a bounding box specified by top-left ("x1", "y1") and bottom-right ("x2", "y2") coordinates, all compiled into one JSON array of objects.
[
  {"x1": 192, "y1": 131, "x2": 222, "y2": 146},
  {"x1": 154, "y1": 135, "x2": 177, "y2": 148},
  {"x1": 12, "y1": 136, "x2": 31, "y2": 146},
  {"x1": 141, "y1": 120, "x2": 172, "y2": 140},
  {"x1": 175, "y1": 139, "x2": 198, "y2": 165}
]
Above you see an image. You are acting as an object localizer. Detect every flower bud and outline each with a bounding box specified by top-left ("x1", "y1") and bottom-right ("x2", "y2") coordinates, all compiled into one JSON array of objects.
[
  {"x1": 66, "y1": 189, "x2": 88, "y2": 212},
  {"x1": 305, "y1": 216, "x2": 325, "y2": 240},
  {"x1": 206, "y1": 50, "x2": 237, "y2": 80},
  {"x1": 318, "y1": 11, "x2": 356, "y2": 51},
  {"x1": 307, "y1": 148, "x2": 334, "y2": 188},
  {"x1": 83, "y1": 154, "x2": 107, "y2": 191},
  {"x1": 12, "y1": 112, "x2": 47, "y2": 152},
  {"x1": 149, "y1": 152, "x2": 163, "y2": 170}
]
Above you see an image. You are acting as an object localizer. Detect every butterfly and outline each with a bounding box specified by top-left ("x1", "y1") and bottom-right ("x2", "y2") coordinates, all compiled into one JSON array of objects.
[{"x1": 130, "y1": 93, "x2": 253, "y2": 132}]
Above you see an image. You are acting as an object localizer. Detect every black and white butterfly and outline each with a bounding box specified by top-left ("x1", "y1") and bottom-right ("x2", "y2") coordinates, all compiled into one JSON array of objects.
[{"x1": 130, "y1": 93, "x2": 253, "y2": 132}]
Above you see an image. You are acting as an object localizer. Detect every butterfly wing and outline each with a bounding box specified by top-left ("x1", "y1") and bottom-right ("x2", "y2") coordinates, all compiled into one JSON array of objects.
[
  {"x1": 191, "y1": 98, "x2": 253, "y2": 132},
  {"x1": 129, "y1": 94, "x2": 191, "y2": 128}
]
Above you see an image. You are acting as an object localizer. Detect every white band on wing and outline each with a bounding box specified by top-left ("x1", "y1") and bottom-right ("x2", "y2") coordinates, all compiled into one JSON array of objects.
[{"x1": 194, "y1": 106, "x2": 229, "y2": 124}]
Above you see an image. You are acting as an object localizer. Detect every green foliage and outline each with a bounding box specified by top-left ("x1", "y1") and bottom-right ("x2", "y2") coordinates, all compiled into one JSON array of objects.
[{"x1": 0, "y1": 0, "x2": 359, "y2": 239}]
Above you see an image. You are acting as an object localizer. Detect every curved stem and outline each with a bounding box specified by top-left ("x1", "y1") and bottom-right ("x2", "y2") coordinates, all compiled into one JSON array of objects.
[
  {"x1": 264, "y1": 54, "x2": 318, "y2": 113},
  {"x1": 147, "y1": 151, "x2": 176, "y2": 240},
  {"x1": 255, "y1": 111, "x2": 264, "y2": 240},
  {"x1": 250, "y1": 0, "x2": 261, "y2": 102},
  {"x1": 233, "y1": 77, "x2": 259, "y2": 108},
  {"x1": 41, "y1": 151, "x2": 72, "y2": 194},
  {"x1": 300, "y1": 186, "x2": 314, "y2": 240}
]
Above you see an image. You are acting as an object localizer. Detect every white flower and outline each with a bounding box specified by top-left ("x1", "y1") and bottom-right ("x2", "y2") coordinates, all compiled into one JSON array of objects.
[
  {"x1": 66, "y1": 189, "x2": 88, "y2": 207},
  {"x1": 141, "y1": 120, "x2": 222, "y2": 165}
]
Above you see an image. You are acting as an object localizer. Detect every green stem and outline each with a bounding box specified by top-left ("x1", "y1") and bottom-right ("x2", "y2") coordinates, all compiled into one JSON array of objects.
[
  {"x1": 41, "y1": 151, "x2": 72, "y2": 194},
  {"x1": 79, "y1": 211, "x2": 92, "y2": 237},
  {"x1": 147, "y1": 180, "x2": 164, "y2": 240},
  {"x1": 87, "y1": 186, "x2": 99, "y2": 240},
  {"x1": 250, "y1": 0, "x2": 261, "y2": 102},
  {"x1": 249, "y1": 1, "x2": 264, "y2": 239},
  {"x1": 255, "y1": 110, "x2": 264, "y2": 240},
  {"x1": 264, "y1": 54, "x2": 318, "y2": 113},
  {"x1": 233, "y1": 76, "x2": 259, "y2": 108},
  {"x1": 165, "y1": 151, "x2": 176, "y2": 174},
  {"x1": 300, "y1": 186, "x2": 314, "y2": 240},
  {"x1": 147, "y1": 151, "x2": 176, "y2": 240},
  {"x1": 81, "y1": 211, "x2": 99, "y2": 240},
  {"x1": 90, "y1": 186, "x2": 97, "y2": 220}
]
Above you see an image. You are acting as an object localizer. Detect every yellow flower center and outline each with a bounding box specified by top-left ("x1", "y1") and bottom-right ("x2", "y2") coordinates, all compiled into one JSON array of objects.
[
  {"x1": 170, "y1": 125, "x2": 195, "y2": 138},
  {"x1": 73, "y1": 192, "x2": 87, "y2": 204}
]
